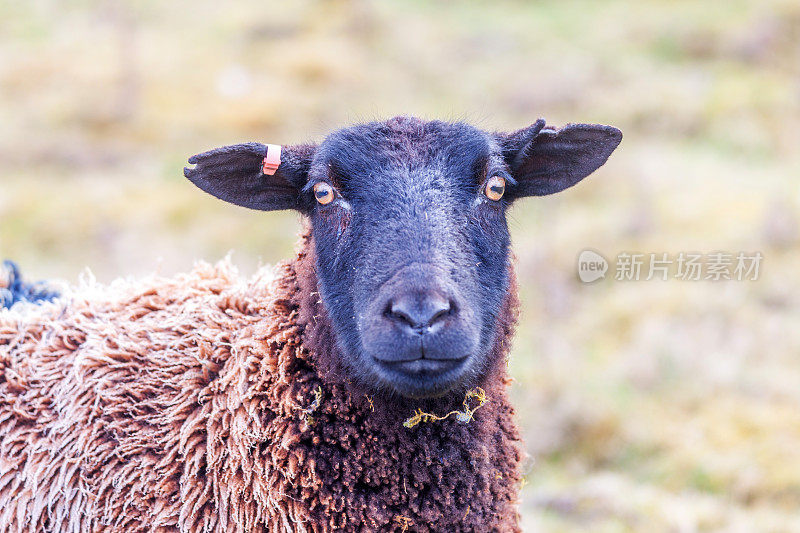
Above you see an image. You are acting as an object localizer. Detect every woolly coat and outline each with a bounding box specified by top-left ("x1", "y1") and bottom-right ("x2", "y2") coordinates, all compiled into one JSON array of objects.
[{"x1": 0, "y1": 237, "x2": 523, "y2": 532}]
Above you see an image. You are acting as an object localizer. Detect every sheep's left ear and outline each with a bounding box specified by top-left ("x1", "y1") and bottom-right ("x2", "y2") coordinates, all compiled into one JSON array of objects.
[
  {"x1": 184, "y1": 142, "x2": 316, "y2": 213},
  {"x1": 498, "y1": 120, "x2": 622, "y2": 198}
]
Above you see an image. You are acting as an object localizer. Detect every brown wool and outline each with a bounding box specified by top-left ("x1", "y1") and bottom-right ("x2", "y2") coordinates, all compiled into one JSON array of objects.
[{"x1": 0, "y1": 232, "x2": 524, "y2": 532}]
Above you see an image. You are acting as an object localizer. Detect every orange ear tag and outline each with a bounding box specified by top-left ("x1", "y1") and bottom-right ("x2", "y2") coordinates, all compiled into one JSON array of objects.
[{"x1": 262, "y1": 144, "x2": 282, "y2": 175}]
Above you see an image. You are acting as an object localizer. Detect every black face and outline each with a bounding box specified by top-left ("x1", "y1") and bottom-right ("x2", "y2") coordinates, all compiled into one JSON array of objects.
[
  {"x1": 307, "y1": 119, "x2": 512, "y2": 397},
  {"x1": 185, "y1": 116, "x2": 622, "y2": 398}
]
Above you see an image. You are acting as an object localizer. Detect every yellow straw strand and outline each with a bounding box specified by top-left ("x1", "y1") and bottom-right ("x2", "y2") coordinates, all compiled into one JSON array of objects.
[{"x1": 403, "y1": 387, "x2": 488, "y2": 428}]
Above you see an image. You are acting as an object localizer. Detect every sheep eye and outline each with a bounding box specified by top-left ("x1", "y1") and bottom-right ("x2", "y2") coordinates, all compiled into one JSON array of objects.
[
  {"x1": 313, "y1": 182, "x2": 335, "y2": 205},
  {"x1": 484, "y1": 176, "x2": 506, "y2": 201}
]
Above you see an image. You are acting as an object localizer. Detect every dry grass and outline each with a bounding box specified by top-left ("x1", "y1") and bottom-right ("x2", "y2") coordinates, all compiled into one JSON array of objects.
[{"x1": 2, "y1": 1, "x2": 799, "y2": 530}]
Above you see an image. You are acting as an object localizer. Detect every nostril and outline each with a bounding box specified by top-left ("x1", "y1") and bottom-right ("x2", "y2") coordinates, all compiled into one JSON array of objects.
[
  {"x1": 388, "y1": 304, "x2": 416, "y2": 328},
  {"x1": 428, "y1": 300, "x2": 453, "y2": 325},
  {"x1": 387, "y1": 294, "x2": 454, "y2": 331}
]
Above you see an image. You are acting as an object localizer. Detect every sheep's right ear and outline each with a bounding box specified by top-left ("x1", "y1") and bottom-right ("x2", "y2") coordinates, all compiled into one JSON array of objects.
[{"x1": 184, "y1": 143, "x2": 316, "y2": 213}]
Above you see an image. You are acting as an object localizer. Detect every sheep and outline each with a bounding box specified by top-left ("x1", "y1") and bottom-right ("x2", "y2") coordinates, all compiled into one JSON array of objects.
[
  {"x1": 0, "y1": 116, "x2": 621, "y2": 532},
  {"x1": 0, "y1": 261, "x2": 60, "y2": 309}
]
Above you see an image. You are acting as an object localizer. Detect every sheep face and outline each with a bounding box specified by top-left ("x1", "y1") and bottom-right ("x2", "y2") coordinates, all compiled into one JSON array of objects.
[
  {"x1": 306, "y1": 118, "x2": 512, "y2": 399},
  {"x1": 185, "y1": 116, "x2": 621, "y2": 398}
]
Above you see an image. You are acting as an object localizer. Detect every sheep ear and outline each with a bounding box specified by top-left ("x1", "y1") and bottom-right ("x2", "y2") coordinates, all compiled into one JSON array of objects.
[
  {"x1": 184, "y1": 142, "x2": 316, "y2": 213},
  {"x1": 499, "y1": 120, "x2": 622, "y2": 198}
]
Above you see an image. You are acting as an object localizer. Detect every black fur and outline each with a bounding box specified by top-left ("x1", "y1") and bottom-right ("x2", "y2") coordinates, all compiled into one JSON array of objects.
[
  {"x1": 184, "y1": 142, "x2": 316, "y2": 212},
  {"x1": 185, "y1": 116, "x2": 622, "y2": 398},
  {"x1": 501, "y1": 122, "x2": 623, "y2": 197},
  {"x1": 0, "y1": 261, "x2": 60, "y2": 309}
]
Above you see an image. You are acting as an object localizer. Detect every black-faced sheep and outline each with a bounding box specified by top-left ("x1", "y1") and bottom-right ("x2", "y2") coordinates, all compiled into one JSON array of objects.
[{"x1": 0, "y1": 116, "x2": 621, "y2": 531}]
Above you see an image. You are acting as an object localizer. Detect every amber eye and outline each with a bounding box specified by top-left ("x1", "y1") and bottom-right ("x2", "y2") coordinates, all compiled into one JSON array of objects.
[
  {"x1": 484, "y1": 176, "x2": 506, "y2": 201},
  {"x1": 313, "y1": 182, "x2": 335, "y2": 205}
]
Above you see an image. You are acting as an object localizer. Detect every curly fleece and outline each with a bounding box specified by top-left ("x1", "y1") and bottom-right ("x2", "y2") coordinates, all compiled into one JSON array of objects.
[{"x1": 0, "y1": 235, "x2": 523, "y2": 532}]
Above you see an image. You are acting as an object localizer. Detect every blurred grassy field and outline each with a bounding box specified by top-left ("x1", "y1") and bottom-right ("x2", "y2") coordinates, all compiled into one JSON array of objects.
[{"x1": 2, "y1": 1, "x2": 800, "y2": 530}]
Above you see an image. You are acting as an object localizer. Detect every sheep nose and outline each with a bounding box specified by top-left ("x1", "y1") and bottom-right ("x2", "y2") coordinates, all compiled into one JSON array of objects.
[{"x1": 387, "y1": 292, "x2": 453, "y2": 333}]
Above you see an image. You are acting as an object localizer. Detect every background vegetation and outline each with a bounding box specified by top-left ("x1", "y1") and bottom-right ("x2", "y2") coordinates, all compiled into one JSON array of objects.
[{"x1": 2, "y1": 1, "x2": 799, "y2": 530}]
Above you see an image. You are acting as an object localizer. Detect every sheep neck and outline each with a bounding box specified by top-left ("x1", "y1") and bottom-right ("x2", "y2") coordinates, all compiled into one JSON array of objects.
[{"x1": 275, "y1": 231, "x2": 524, "y2": 531}]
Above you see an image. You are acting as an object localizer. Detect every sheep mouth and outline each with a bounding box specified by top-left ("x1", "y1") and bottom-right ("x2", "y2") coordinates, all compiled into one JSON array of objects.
[
  {"x1": 377, "y1": 357, "x2": 465, "y2": 374},
  {"x1": 371, "y1": 356, "x2": 469, "y2": 397}
]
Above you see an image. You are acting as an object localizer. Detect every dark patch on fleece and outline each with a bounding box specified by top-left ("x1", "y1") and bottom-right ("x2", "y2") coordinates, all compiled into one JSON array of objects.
[{"x1": 0, "y1": 260, "x2": 60, "y2": 309}]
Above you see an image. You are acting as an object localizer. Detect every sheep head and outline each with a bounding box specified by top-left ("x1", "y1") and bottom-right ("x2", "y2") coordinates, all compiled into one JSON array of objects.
[{"x1": 185, "y1": 117, "x2": 621, "y2": 398}]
